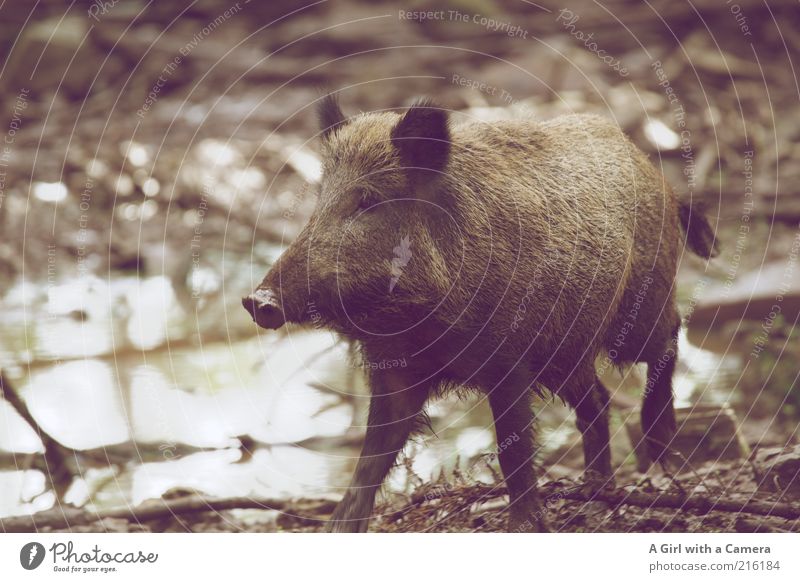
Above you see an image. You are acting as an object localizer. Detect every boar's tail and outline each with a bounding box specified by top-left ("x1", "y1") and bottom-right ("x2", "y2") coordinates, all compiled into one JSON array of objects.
[{"x1": 678, "y1": 199, "x2": 719, "y2": 259}]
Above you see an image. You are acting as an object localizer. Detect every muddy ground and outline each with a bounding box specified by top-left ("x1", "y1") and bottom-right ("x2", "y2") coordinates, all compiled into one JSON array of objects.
[{"x1": 1, "y1": 0, "x2": 799, "y2": 532}]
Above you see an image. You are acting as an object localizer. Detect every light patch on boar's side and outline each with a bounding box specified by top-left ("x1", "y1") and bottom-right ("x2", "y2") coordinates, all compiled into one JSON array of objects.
[{"x1": 389, "y1": 235, "x2": 412, "y2": 292}]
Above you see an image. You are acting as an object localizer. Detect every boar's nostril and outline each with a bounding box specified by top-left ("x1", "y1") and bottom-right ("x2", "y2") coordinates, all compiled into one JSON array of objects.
[{"x1": 242, "y1": 289, "x2": 286, "y2": 330}]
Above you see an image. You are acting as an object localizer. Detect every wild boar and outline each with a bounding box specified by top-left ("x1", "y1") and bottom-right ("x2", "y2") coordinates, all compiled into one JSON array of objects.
[{"x1": 243, "y1": 95, "x2": 718, "y2": 532}]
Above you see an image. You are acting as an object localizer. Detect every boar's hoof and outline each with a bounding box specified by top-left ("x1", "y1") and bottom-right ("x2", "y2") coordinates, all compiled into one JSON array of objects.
[
  {"x1": 325, "y1": 517, "x2": 370, "y2": 533},
  {"x1": 582, "y1": 469, "x2": 616, "y2": 492},
  {"x1": 242, "y1": 289, "x2": 285, "y2": 330},
  {"x1": 507, "y1": 504, "x2": 550, "y2": 533},
  {"x1": 508, "y1": 515, "x2": 549, "y2": 533}
]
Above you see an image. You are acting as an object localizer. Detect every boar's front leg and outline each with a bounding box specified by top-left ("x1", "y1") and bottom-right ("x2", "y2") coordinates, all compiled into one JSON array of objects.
[
  {"x1": 487, "y1": 385, "x2": 549, "y2": 532},
  {"x1": 327, "y1": 369, "x2": 430, "y2": 532}
]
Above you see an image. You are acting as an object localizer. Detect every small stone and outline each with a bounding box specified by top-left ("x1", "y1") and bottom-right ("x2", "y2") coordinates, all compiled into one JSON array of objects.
[{"x1": 753, "y1": 445, "x2": 800, "y2": 497}]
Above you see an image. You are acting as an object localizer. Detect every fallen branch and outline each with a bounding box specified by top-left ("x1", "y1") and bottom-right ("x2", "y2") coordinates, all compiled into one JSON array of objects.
[
  {"x1": 1, "y1": 495, "x2": 337, "y2": 533},
  {"x1": 561, "y1": 486, "x2": 800, "y2": 521},
  {"x1": 4, "y1": 480, "x2": 798, "y2": 533},
  {"x1": 0, "y1": 371, "x2": 73, "y2": 499},
  {"x1": 388, "y1": 481, "x2": 800, "y2": 525}
]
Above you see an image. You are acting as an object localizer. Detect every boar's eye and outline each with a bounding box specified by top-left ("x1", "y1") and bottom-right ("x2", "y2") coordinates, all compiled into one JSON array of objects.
[{"x1": 355, "y1": 189, "x2": 377, "y2": 212}]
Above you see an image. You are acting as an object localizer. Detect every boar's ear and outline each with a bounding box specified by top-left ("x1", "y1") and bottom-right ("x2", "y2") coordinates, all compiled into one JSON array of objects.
[
  {"x1": 391, "y1": 98, "x2": 450, "y2": 181},
  {"x1": 317, "y1": 93, "x2": 347, "y2": 139}
]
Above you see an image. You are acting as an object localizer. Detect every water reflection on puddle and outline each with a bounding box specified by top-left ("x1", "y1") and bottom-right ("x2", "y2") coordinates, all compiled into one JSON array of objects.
[
  {"x1": 0, "y1": 275, "x2": 736, "y2": 518},
  {"x1": 0, "y1": 276, "x2": 350, "y2": 513},
  {"x1": 1, "y1": 327, "x2": 361, "y2": 515}
]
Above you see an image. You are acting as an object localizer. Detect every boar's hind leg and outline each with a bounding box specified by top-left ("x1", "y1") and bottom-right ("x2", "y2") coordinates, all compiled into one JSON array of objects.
[
  {"x1": 327, "y1": 370, "x2": 430, "y2": 533},
  {"x1": 563, "y1": 375, "x2": 612, "y2": 480},
  {"x1": 487, "y1": 385, "x2": 548, "y2": 532},
  {"x1": 641, "y1": 321, "x2": 680, "y2": 469}
]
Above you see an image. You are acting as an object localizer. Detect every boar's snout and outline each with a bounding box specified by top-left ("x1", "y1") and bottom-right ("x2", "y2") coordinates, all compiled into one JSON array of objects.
[{"x1": 242, "y1": 288, "x2": 286, "y2": 330}]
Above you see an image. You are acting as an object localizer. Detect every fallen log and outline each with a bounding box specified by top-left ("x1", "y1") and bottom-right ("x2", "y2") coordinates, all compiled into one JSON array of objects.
[{"x1": 1, "y1": 495, "x2": 337, "y2": 533}]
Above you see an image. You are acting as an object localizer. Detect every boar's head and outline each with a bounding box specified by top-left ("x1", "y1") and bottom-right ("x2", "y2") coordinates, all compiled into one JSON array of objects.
[{"x1": 243, "y1": 95, "x2": 455, "y2": 336}]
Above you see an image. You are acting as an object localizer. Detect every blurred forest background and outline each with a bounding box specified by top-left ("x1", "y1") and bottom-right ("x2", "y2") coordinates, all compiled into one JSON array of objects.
[{"x1": 0, "y1": 0, "x2": 799, "y2": 532}]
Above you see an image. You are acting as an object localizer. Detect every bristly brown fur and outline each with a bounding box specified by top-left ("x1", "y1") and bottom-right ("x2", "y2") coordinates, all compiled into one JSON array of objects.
[{"x1": 250, "y1": 96, "x2": 719, "y2": 532}]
